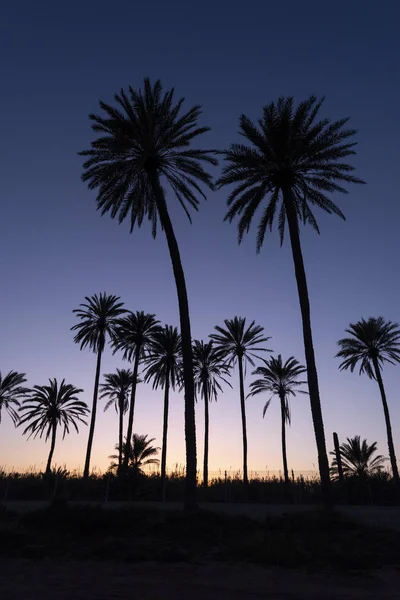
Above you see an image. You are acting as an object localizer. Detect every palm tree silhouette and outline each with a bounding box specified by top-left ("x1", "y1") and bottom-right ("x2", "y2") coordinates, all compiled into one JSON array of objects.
[
  {"x1": 79, "y1": 79, "x2": 216, "y2": 508},
  {"x1": 109, "y1": 433, "x2": 160, "y2": 475},
  {"x1": 330, "y1": 435, "x2": 387, "y2": 479},
  {"x1": 217, "y1": 96, "x2": 364, "y2": 503},
  {"x1": 71, "y1": 293, "x2": 126, "y2": 477},
  {"x1": 0, "y1": 371, "x2": 29, "y2": 425},
  {"x1": 112, "y1": 311, "x2": 160, "y2": 467},
  {"x1": 248, "y1": 355, "x2": 307, "y2": 485},
  {"x1": 192, "y1": 340, "x2": 231, "y2": 487},
  {"x1": 100, "y1": 369, "x2": 135, "y2": 469},
  {"x1": 18, "y1": 379, "x2": 88, "y2": 474},
  {"x1": 337, "y1": 317, "x2": 400, "y2": 481},
  {"x1": 142, "y1": 325, "x2": 182, "y2": 500},
  {"x1": 210, "y1": 317, "x2": 271, "y2": 485}
]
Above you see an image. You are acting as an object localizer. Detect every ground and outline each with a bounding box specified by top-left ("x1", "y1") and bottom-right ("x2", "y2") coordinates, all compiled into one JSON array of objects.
[
  {"x1": 2, "y1": 560, "x2": 400, "y2": 600},
  {"x1": 2, "y1": 503, "x2": 400, "y2": 598}
]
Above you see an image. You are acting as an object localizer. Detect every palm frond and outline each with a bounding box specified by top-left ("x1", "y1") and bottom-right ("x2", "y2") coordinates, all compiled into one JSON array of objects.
[
  {"x1": 217, "y1": 95, "x2": 365, "y2": 250},
  {"x1": 80, "y1": 78, "x2": 217, "y2": 235},
  {"x1": 18, "y1": 379, "x2": 89, "y2": 441}
]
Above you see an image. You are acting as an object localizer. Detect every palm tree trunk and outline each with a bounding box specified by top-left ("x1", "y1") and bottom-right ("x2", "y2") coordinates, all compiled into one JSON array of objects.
[
  {"x1": 282, "y1": 189, "x2": 331, "y2": 506},
  {"x1": 372, "y1": 359, "x2": 399, "y2": 481},
  {"x1": 46, "y1": 422, "x2": 57, "y2": 475},
  {"x1": 237, "y1": 356, "x2": 248, "y2": 486},
  {"x1": 83, "y1": 349, "x2": 102, "y2": 478},
  {"x1": 279, "y1": 393, "x2": 289, "y2": 485},
  {"x1": 161, "y1": 367, "x2": 170, "y2": 502},
  {"x1": 333, "y1": 432, "x2": 344, "y2": 482},
  {"x1": 118, "y1": 399, "x2": 124, "y2": 470},
  {"x1": 203, "y1": 385, "x2": 209, "y2": 488},
  {"x1": 124, "y1": 349, "x2": 140, "y2": 467},
  {"x1": 150, "y1": 173, "x2": 197, "y2": 510}
]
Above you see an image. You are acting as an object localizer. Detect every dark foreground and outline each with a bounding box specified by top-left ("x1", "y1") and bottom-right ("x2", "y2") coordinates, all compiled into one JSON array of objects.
[
  {"x1": 2, "y1": 560, "x2": 400, "y2": 600},
  {"x1": 1, "y1": 505, "x2": 400, "y2": 598}
]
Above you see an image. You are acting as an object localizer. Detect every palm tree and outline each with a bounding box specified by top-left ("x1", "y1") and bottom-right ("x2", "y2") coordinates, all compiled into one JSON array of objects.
[
  {"x1": 142, "y1": 325, "x2": 182, "y2": 500},
  {"x1": 192, "y1": 340, "x2": 232, "y2": 487},
  {"x1": 100, "y1": 369, "x2": 135, "y2": 469},
  {"x1": 0, "y1": 371, "x2": 29, "y2": 425},
  {"x1": 18, "y1": 379, "x2": 88, "y2": 474},
  {"x1": 71, "y1": 293, "x2": 127, "y2": 477},
  {"x1": 337, "y1": 317, "x2": 400, "y2": 481},
  {"x1": 79, "y1": 78, "x2": 217, "y2": 509},
  {"x1": 217, "y1": 96, "x2": 364, "y2": 504},
  {"x1": 109, "y1": 433, "x2": 160, "y2": 475},
  {"x1": 210, "y1": 317, "x2": 271, "y2": 484},
  {"x1": 112, "y1": 311, "x2": 160, "y2": 467},
  {"x1": 248, "y1": 355, "x2": 307, "y2": 485},
  {"x1": 330, "y1": 436, "x2": 387, "y2": 479}
]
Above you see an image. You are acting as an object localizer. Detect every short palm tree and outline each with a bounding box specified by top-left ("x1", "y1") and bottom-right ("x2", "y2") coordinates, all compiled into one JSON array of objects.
[
  {"x1": 109, "y1": 433, "x2": 160, "y2": 475},
  {"x1": 100, "y1": 369, "x2": 135, "y2": 469},
  {"x1": 19, "y1": 379, "x2": 88, "y2": 474},
  {"x1": 248, "y1": 355, "x2": 307, "y2": 485},
  {"x1": 112, "y1": 311, "x2": 160, "y2": 467},
  {"x1": 71, "y1": 293, "x2": 127, "y2": 477},
  {"x1": 337, "y1": 317, "x2": 400, "y2": 481},
  {"x1": 210, "y1": 317, "x2": 271, "y2": 484},
  {"x1": 217, "y1": 96, "x2": 364, "y2": 503},
  {"x1": 142, "y1": 325, "x2": 182, "y2": 500},
  {"x1": 192, "y1": 340, "x2": 232, "y2": 487},
  {"x1": 79, "y1": 78, "x2": 217, "y2": 509},
  {"x1": 330, "y1": 436, "x2": 387, "y2": 479},
  {"x1": 0, "y1": 371, "x2": 29, "y2": 425}
]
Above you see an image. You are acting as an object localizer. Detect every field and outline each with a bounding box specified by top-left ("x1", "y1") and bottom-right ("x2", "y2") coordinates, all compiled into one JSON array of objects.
[{"x1": 2, "y1": 503, "x2": 400, "y2": 598}]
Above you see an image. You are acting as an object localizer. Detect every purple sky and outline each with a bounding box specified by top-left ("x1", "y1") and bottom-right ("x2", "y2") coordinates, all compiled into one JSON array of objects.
[{"x1": 1, "y1": 1, "x2": 400, "y2": 476}]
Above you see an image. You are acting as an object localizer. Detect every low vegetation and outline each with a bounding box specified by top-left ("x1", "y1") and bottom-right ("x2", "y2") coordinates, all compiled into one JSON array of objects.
[{"x1": 1, "y1": 504, "x2": 400, "y2": 573}]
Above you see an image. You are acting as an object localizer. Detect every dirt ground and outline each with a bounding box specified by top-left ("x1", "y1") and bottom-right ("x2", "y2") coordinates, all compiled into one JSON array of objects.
[{"x1": 2, "y1": 560, "x2": 400, "y2": 600}]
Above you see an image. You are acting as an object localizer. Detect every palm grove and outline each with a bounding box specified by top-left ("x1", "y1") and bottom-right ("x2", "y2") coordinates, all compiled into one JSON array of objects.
[{"x1": 1, "y1": 79, "x2": 398, "y2": 508}]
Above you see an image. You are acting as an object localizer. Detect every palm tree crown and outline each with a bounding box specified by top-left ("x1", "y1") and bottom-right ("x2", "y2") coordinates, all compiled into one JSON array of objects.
[
  {"x1": 109, "y1": 433, "x2": 160, "y2": 474},
  {"x1": 0, "y1": 371, "x2": 29, "y2": 424},
  {"x1": 100, "y1": 369, "x2": 134, "y2": 414},
  {"x1": 217, "y1": 95, "x2": 364, "y2": 251},
  {"x1": 330, "y1": 436, "x2": 387, "y2": 479},
  {"x1": 142, "y1": 325, "x2": 182, "y2": 390},
  {"x1": 79, "y1": 78, "x2": 217, "y2": 235},
  {"x1": 248, "y1": 355, "x2": 307, "y2": 423},
  {"x1": 192, "y1": 340, "x2": 232, "y2": 401},
  {"x1": 113, "y1": 311, "x2": 161, "y2": 362},
  {"x1": 210, "y1": 316, "x2": 271, "y2": 366},
  {"x1": 19, "y1": 379, "x2": 88, "y2": 440},
  {"x1": 71, "y1": 293, "x2": 127, "y2": 353},
  {"x1": 336, "y1": 317, "x2": 400, "y2": 377}
]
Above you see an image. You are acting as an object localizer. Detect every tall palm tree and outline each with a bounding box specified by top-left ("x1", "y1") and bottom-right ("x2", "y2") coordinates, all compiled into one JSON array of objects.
[
  {"x1": 109, "y1": 433, "x2": 160, "y2": 475},
  {"x1": 142, "y1": 325, "x2": 182, "y2": 500},
  {"x1": 79, "y1": 79, "x2": 216, "y2": 509},
  {"x1": 192, "y1": 340, "x2": 232, "y2": 487},
  {"x1": 217, "y1": 96, "x2": 364, "y2": 503},
  {"x1": 330, "y1": 436, "x2": 387, "y2": 479},
  {"x1": 210, "y1": 317, "x2": 271, "y2": 484},
  {"x1": 100, "y1": 369, "x2": 134, "y2": 469},
  {"x1": 337, "y1": 317, "x2": 400, "y2": 481},
  {"x1": 71, "y1": 293, "x2": 126, "y2": 477},
  {"x1": 112, "y1": 311, "x2": 160, "y2": 467},
  {"x1": 248, "y1": 355, "x2": 307, "y2": 485},
  {"x1": 0, "y1": 371, "x2": 29, "y2": 425},
  {"x1": 18, "y1": 379, "x2": 88, "y2": 474}
]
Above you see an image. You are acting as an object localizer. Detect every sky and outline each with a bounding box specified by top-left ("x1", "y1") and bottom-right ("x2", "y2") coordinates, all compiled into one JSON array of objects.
[{"x1": 1, "y1": 0, "x2": 400, "y2": 477}]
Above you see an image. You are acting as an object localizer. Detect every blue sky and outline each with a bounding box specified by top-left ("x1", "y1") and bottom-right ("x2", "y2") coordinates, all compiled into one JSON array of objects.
[{"x1": 1, "y1": 1, "x2": 400, "y2": 476}]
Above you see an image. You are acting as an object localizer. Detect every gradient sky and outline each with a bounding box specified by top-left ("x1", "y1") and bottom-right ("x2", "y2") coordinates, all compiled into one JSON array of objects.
[{"x1": 1, "y1": 1, "x2": 400, "y2": 476}]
